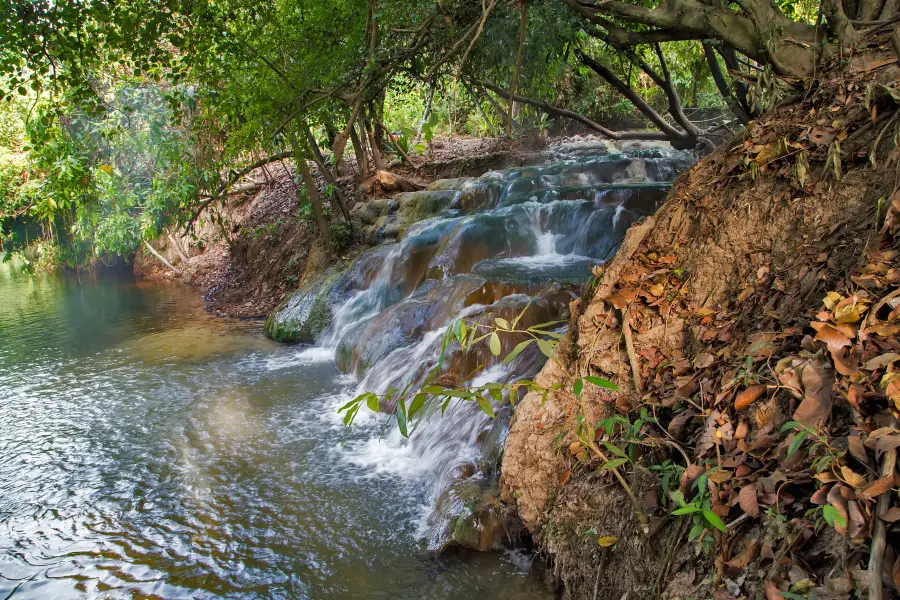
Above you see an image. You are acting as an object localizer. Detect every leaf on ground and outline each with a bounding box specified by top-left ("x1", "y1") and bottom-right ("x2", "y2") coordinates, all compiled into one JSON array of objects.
[
  {"x1": 559, "y1": 470, "x2": 571, "y2": 486},
  {"x1": 812, "y1": 322, "x2": 851, "y2": 351},
  {"x1": 840, "y1": 466, "x2": 866, "y2": 488},
  {"x1": 864, "y1": 353, "x2": 900, "y2": 371},
  {"x1": 792, "y1": 354, "x2": 835, "y2": 428},
  {"x1": 847, "y1": 435, "x2": 868, "y2": 464},
  {"x1": 859, "y1": 476, "x2": 894, "y2": 501},
  {"x1": 881, "y1": 507, "x2": 900, "y2": 522},
  {"x1": 597, "y1": 535, "x2": 618, "y2": 547},
  {"x1": 680, "y1": 463, "x2": 706, "y2": 495},
  {"x1": 725, "y1": 539, "x2": 760, "y2": 569},
  {"x1": 738, "y1": 484, "x2": 760, "y2": 517},
  {"x1": 735, "y1": 384, "x2": 767, "y2": 411}
]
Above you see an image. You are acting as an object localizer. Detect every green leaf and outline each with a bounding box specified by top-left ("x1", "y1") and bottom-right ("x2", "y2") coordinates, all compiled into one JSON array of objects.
[
  {"x1": 527, "y1": 320, "x2": 565, "y2": 331},
  {"x1": 602, "y1": 441, "x2": 627, "y2": 458},
  {"x1": 366, "y1": 393, "x2": 380, "y2": 412},
  {"x1": 779, "y1": 420, "x2": 801, "y2": 433},
  {"x1": 537, "y1": 339, "x2": 556, "y2": 360},
  {"x1": 489, "y1": 332, "x2": 501, "y2": 356},
  {"x1": 476, "y1": 395, "x2": 495, "y2": 418},
  {"x1": 822, "y1": 504, "x2": 847, "y2": 528},
  {"x1": 672, "y1": 505, "x2": 701, "y2": 515},
  {"x1": 787, "y1": 431, "x2": 809, "y2": 457},
  {"x1": 702, "y1": 509, "x2": 727, "y2": 533},
  {"x1": 598, "y1": 457, "x2": 628, "y2": 471},
  {"x1": 408, "y1": 393, "x2": 426, "y2": 419},
  {"x1": 423, "y1": 385, "x2": 445, "y2": 394},
  {"x1": 397, "y1": 398, "x2": 408, "y2": 438},
  {"x1": 511, "y1": 303, "x2": 530, "y2": 328},
  {"x1": 504, "y1": 339, "x2": 533, "y2": 364},
  {"x1": 573, "y1": 378, "x2": 584, "y2": 398},
  {"x1": 494, "y1": 317, "x2": 510, "y2": 330},
  {"x1": 584, "y1": 376, "x2": 619, "y2": 390}
]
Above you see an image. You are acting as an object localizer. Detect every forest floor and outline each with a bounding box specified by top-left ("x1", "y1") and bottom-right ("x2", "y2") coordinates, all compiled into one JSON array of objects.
[{"x1": 135, "y1": 135, "x2": 532, "y2": 317}]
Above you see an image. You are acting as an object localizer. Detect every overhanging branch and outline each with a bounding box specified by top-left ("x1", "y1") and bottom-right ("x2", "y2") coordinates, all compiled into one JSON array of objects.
[{"x1": 477, "y1": 80, "x2": 670, "y2": 142}]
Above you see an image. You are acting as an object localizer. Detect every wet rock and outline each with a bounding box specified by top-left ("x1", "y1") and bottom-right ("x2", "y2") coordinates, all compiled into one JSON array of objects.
[
  {"x1": 426, "y1": 214, "x2": 538, "y2": 279},
  {"x1": 264, "y1": 248, "x2": 385, "y2": 343},
  {"x1": 335, "y1": 274, "x2": 487, "y2": 375},
  {"x1": 427, "y1": 474, "x2": 507, "y2": 553}
]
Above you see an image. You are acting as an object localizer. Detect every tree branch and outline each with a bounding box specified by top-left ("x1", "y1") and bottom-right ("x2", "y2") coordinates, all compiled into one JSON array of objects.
[
  {"x1": 478, "y1": 80, "x2": 670, "y2": 141},
  {"x1": 187, "y1": 151, "x2": 295, "y2": 228},
  {"x1": 703, "y1": 42, "x2": 752, "y2": 124},
  {"x1": 575, "y1": 50, "x2": 695, "y2": 148}
]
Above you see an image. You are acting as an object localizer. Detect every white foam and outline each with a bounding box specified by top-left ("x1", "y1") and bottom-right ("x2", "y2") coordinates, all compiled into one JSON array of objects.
[{"x1": 265, "y1": 346, "x2": 334, "y2": 370}]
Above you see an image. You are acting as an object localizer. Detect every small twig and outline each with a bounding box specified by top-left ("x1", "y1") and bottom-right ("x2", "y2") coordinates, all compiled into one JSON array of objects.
[
  {"x1": 869, "y1": 415, "x2": 899, "y2": 600},
  {"x1": 621, "y1": 308, "x2": 643, "y2": 396},
  {"x1": 656, "y1": 517, "x2": 689, "y2": 600}
]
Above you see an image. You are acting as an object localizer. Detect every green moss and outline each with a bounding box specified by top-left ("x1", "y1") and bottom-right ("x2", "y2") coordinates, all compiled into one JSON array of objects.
[{"x1": 264, "y1": 265, "x2": 349, "y2": 343}]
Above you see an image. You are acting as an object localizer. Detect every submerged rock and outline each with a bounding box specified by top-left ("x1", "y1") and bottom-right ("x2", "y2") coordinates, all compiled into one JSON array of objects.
[{"x1": 428, "y1": 474, "x2": 508, "y2": 553}]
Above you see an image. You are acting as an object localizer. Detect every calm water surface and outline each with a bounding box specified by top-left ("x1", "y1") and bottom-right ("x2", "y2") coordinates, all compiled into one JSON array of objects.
[{"x1": 0, "y1": 264, "x2": 553, "y2": 599}]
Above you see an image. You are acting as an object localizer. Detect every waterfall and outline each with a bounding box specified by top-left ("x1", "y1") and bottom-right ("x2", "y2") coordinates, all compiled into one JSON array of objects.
[{"x1": 267, "y1": 140, "x2": 694, "y2": 550}]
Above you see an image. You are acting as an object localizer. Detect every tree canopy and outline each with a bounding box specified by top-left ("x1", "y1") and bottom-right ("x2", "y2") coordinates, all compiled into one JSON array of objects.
[{"x1": 0, "y1": 0, "x2": 882, "y2": 266}]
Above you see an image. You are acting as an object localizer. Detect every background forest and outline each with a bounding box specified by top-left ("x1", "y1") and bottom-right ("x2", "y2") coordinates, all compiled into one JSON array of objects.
[{"x1": 0, "y1": 0, "x2": 733, "y2": 270}]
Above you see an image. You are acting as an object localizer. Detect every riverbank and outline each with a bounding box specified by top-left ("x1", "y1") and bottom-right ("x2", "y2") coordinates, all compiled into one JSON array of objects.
[{"x1": 135, "y1": 136, "x2": 533, "y2": 318}]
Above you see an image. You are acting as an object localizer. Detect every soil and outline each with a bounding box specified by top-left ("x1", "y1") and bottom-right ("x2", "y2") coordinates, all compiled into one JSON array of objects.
[{"x1": 501, "y1": 49, "x2": 900, "y2": 599}]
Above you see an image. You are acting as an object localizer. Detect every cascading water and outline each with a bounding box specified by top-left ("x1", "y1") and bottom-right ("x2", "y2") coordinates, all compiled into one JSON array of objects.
[{"x1": 268, "y1": 139, "x2": 694, "y2": 552}]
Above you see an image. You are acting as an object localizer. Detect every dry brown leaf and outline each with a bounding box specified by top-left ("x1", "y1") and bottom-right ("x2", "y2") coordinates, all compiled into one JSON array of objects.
[
  {"x1": 649, "y1": 283, "x2": 665, "y2": 297},
  {"x1": 881, "y1": 507, "x2": 900, "y2": 522},
  {"x1": 680, "y1": 464, "x2": 706, "y2": 494},
  {"x1": 876, "y1": 434, "x2": 900, "y2": 457},
  {"x1": 763, "y1": 580, "x2": 783, "y2": 600},
  {"x1": 735, "y1": 384, "x2": 767, "y2": 411},
  {"x1": 726, "y1": 539, "x2": 761, "y2": 569},
  {"x1": 559, "y1": 470, "x2": 572, "y2": 486},
  {"x1": 739, "y1": 484, "x2": 760, "y2": 517},
  {"x1": 848, "y1": 435, "x2": 868, "y2": 464},
  {"x1": 827, "y1": 485, "x2": 850, "y2": 535},
  {"x1": 841, "y1": 466, "x2": 867, "y2": 488},
  {"x1": 859, "y1": 476, "x2": 894, "y2": 501},
  {"x1": 832, "y1": 346, "x2": 860, "y2": 376},
  {"x1": 833, "y1": 296, "x2": 869, "y2": 325},
  {"x1": 811, "y1": 485, "x2": 831, "y2": 504},
  {"x1": 864, "y1": 353, "x2": 900, "y2": 371},
  {"x1": 793, "y1": 354, "x2": 835, "y2": 428},
  {"x1": 812, "y1": 322, "x2": 852, "y2": 352},
  {"x1": 848, "y1": 500, "x2": 866, "y2": 539}
]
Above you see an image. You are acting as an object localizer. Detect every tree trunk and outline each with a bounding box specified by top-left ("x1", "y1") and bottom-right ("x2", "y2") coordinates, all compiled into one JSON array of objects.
[
  {"x1": 364, "y1": 109, "x2": 385, "y2": 171},
  {"x1": 143, "y1": 240, "x2": 181, "y2": 275},
  {"x1": 305, "y1": 127, "x2": 351, "y2": 222},
  {"x1": 289, "y1": 131, "x2": 333, "y2": 256},
  {"x1": 349, "y1": 121, "x2": 370, "y2": 179},
  {"x1": 507, "y1": 0, "x2": 527, "y2": 137},
  {"x1": 464, "y1": 81, "x2": 500, "y2": 138}
]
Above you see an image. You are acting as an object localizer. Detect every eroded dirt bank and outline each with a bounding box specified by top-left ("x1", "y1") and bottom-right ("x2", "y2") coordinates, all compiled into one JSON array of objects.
[
  {"x1": 501, "y1": 54, "x2": 900, "y2": 599},
  {"x1": 135, "y1": 137, "x2": 551, "y2": 317}
]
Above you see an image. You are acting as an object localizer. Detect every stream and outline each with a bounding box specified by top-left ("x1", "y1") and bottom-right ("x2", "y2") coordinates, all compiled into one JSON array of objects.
[{"x1": 0, "y1": 140, "x2": 691, "y2": 599}]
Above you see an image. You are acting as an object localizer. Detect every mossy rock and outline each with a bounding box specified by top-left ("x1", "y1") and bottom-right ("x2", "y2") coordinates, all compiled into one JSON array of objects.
[
  {"x1": 264, "y1": 265, "x2": 349, "y2": 343},
  {"x1": 427, "y1": 475, "x2": 507, "y2": 553}
]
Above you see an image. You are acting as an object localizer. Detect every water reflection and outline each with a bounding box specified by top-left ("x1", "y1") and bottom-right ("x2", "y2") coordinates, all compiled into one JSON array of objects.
[{"x1": 0, "y1": 265, "x2": 555, "y2": 599}]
